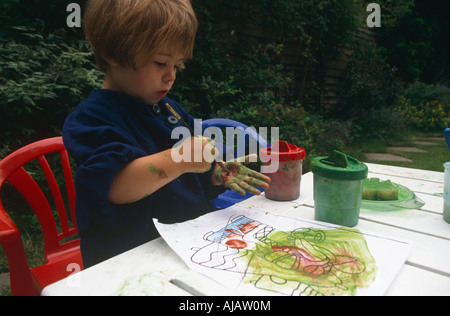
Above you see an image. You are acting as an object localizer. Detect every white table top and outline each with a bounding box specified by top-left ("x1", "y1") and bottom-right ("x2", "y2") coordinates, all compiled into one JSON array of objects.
[{"x1": 41, "y1": 163, "x2": 450, "y2": 296}]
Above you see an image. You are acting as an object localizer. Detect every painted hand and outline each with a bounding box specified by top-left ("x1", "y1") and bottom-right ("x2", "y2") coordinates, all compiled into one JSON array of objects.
[{"x1": 215, "y1": 155, "x2": 271, "y2": 196}]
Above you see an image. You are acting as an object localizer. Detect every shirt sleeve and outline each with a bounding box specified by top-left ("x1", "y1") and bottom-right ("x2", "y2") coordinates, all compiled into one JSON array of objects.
[{"x1": 63, "y1": 105, "x2": 147, "y2": 229}]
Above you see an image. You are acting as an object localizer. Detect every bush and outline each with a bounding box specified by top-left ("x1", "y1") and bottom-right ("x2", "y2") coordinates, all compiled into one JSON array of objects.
[
  {"x1": 334, "y1": 42, "x2": 404, "y2": 140},
  {"x1": 169, "y1": 0, "x2": 360, "y2": 162},
  {"x1": 377, "y1": 0, "x2": 449, "y2": 83},
  {"x1": 395, "y1": 82, "x2": 449, "y2": 131},
  {"x1": 174, "y1": 41, "x2": 352, "y2": 164},
  {"x1": 0, "y1": 24, "x2": 104, "y2": 158}
]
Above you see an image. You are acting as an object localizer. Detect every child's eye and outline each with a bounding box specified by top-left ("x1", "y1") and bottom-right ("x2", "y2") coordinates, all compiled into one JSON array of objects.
[
  {"x1": 155, "y1": 61, "x2": 184, "y2": 71},
  {"x1": 175, "y1": 63, "x2": 185, "y2": 72}
]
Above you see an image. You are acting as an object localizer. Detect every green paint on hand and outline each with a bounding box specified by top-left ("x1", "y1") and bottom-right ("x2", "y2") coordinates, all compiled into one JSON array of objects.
[{"x1": 148, "y1": 164, "x2": 168, "y2": 179}]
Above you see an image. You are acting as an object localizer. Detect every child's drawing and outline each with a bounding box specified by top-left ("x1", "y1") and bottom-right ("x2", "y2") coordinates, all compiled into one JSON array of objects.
[
  {"x1": 190, "y1": 215, "x2": 377, "y2": 296},
  {"x1": 154, "y1": 206, "x2": 411, "y2": 296}
]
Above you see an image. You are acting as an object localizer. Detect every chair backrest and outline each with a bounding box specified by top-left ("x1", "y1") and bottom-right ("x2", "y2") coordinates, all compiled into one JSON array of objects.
[
  {"x1": 444, "y1": 128, "x2": 450, "y2": 153},
  {"x1": 0, "y1": 137, "x2": 77, "y2": 274},
  {"x1": 202, "y1": 119, "x2": 270, "y2": 160}
]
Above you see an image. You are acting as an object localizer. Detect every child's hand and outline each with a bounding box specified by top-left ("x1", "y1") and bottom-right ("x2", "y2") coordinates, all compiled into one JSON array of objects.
[{"x1": 215, "y1": 155, "x2": 271, "y2": 196}]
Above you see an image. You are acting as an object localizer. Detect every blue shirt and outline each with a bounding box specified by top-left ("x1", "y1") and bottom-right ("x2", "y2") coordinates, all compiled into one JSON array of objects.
[{"x1": 63, "y1": 89, "x2": 224, "y2": 268}]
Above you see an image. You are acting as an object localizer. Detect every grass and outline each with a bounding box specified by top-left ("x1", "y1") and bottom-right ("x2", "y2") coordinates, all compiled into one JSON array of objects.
[{"x1": 347, "y1": 131, "x2": 449, "y2": 172}]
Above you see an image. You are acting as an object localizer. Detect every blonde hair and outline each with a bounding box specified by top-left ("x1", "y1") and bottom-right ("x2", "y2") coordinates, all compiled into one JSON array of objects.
[{"x1": 84, "y1": 0, "x2": 198, "y2": 72}]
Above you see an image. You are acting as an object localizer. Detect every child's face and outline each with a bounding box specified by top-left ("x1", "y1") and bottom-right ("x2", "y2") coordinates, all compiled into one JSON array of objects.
[{"x1": 104, "y1": 52, "x2": 185, "y2": 105}]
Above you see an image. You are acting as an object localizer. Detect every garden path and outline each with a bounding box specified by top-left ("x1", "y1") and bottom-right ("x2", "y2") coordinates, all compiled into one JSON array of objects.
[{"x1": 364, "y1": 137, "x2": 441, "y2": 163}]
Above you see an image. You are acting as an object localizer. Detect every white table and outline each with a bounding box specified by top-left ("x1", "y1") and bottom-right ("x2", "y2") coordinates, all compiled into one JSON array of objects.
[{"x1": 41, "y1": 163, "x2": 450, "y2": 296}]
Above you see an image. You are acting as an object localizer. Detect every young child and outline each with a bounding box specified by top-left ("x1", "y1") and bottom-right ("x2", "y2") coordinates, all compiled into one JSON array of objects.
[{"x1": 63, "y1": 0, "x2": 270, "y2": 268}]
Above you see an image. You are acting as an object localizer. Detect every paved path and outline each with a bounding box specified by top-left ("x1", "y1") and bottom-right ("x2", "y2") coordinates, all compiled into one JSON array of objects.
[
  {"x1": 365, "y1": 152, "x2": 413, "y2": 162},
  {"x1": 364, "y1": 137, "x2": 443, "y2": 163}
]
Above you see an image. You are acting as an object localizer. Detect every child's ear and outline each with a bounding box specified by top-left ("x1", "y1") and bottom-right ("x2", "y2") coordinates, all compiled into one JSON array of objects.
[{"x1": 104, "y1": 56, "x2": 120, "y2": 68}]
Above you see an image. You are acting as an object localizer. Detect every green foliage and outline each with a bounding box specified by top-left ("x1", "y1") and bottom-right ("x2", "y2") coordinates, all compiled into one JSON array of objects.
[
  {"x1": 172, "y1": 0, "x2": 360, "y2": 160},
  {"x1": 378, "y1": 0, "x2": 415, "y2": 28},
  {"x1": 338, "y1": 44, "x2": 400, "y2": 114},
  {"x1": 0, "y1": 0, "x2": 82, "y2": 38},
  {"x1": 403, "y1": 81, "x2": 450, "y2": 109},
  {"x1": 212, "y1": 0, "x2": 361, "y2": 52},
  {"x1": 335, "y1": 42, "x2": 404, "y2": 140},
  {"x1": 395, "y1": 82, "x2": 450, "y2": 131},
  {"x1": 0, "y1": 25, "x2": 104, "y2": 157},
  {"x1": 377, "y1": 0, "x2": 449, "y2": 83}
]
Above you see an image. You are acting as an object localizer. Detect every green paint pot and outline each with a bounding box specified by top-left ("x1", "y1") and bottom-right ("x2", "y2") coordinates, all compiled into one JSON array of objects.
[{"x1": 311, "y1": 151, "x2": 368, "y2": 227}]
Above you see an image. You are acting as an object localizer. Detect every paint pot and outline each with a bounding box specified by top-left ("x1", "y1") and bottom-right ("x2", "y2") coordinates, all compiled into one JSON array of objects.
[
  {"x1": 443, "y1": 162, "x2": 450, "y2": 224},
  {"x1": 311, "y1": 151, "x2": 368, "y2": 227},
  {"x1": 260, "y1": 140, "x2": 306, "y2": 201}
]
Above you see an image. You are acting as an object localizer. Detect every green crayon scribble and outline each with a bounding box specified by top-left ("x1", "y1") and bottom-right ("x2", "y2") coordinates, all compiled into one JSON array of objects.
[{"x1": 240, "y1": 227, "x2": 378, "y2": 296}]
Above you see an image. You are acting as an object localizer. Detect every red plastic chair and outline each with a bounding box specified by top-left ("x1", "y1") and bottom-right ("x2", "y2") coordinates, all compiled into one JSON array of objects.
[{"x1": 0, "y1": 137, "x2": 82, "y2": 296}]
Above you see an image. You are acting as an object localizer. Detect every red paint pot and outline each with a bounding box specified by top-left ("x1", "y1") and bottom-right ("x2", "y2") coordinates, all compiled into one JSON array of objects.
[{"x1": 260, "y1": 141, "x2": 306, "y2": 201}]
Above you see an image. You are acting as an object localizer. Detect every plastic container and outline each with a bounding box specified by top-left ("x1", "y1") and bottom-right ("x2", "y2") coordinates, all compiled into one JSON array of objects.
[
  {"x1": 260, "y1": 140, "x2": 306, "y2": 201},
  {"x1": 311, "y1": 151, "x2": 368, "y2": 227},
  {"x1": 443, "y1": 162, "x2": 450, "y2": 224},
  {"x1": 361, "y1": 181, "x2": 425, "y2": 211}
]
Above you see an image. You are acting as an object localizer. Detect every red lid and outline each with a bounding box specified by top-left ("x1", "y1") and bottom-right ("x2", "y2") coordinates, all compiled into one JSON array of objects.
[{"x1": 260, "y1": 140, "x2": 306, "y2": 162}]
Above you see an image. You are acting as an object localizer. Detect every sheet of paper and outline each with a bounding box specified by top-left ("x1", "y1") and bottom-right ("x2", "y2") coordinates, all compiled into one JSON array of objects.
[{"x1": 154, "y1": 205, "x2": 411, "y2": 296}]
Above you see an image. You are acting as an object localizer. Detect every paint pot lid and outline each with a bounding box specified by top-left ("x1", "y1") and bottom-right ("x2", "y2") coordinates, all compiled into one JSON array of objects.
[
  {"x1": 311, "y1": 150, "x2": 368, "y2": 180},
  {"x1": 260, "y1": 140, "x2": 306, "y2": 162}
]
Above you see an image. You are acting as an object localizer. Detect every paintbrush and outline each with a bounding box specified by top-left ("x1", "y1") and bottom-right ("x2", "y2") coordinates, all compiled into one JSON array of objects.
[
  {"x1": 165, "y1": 103, "x2": 194, "y2": 134},
  {"x1": 165, "y1": 103, "x2": 230, "y2": 174}
]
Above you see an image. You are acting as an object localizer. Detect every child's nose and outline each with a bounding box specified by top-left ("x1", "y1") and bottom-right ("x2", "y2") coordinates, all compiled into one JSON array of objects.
[{"x1": 164, "y1": 68, "x2": 176, "y2": 83}]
